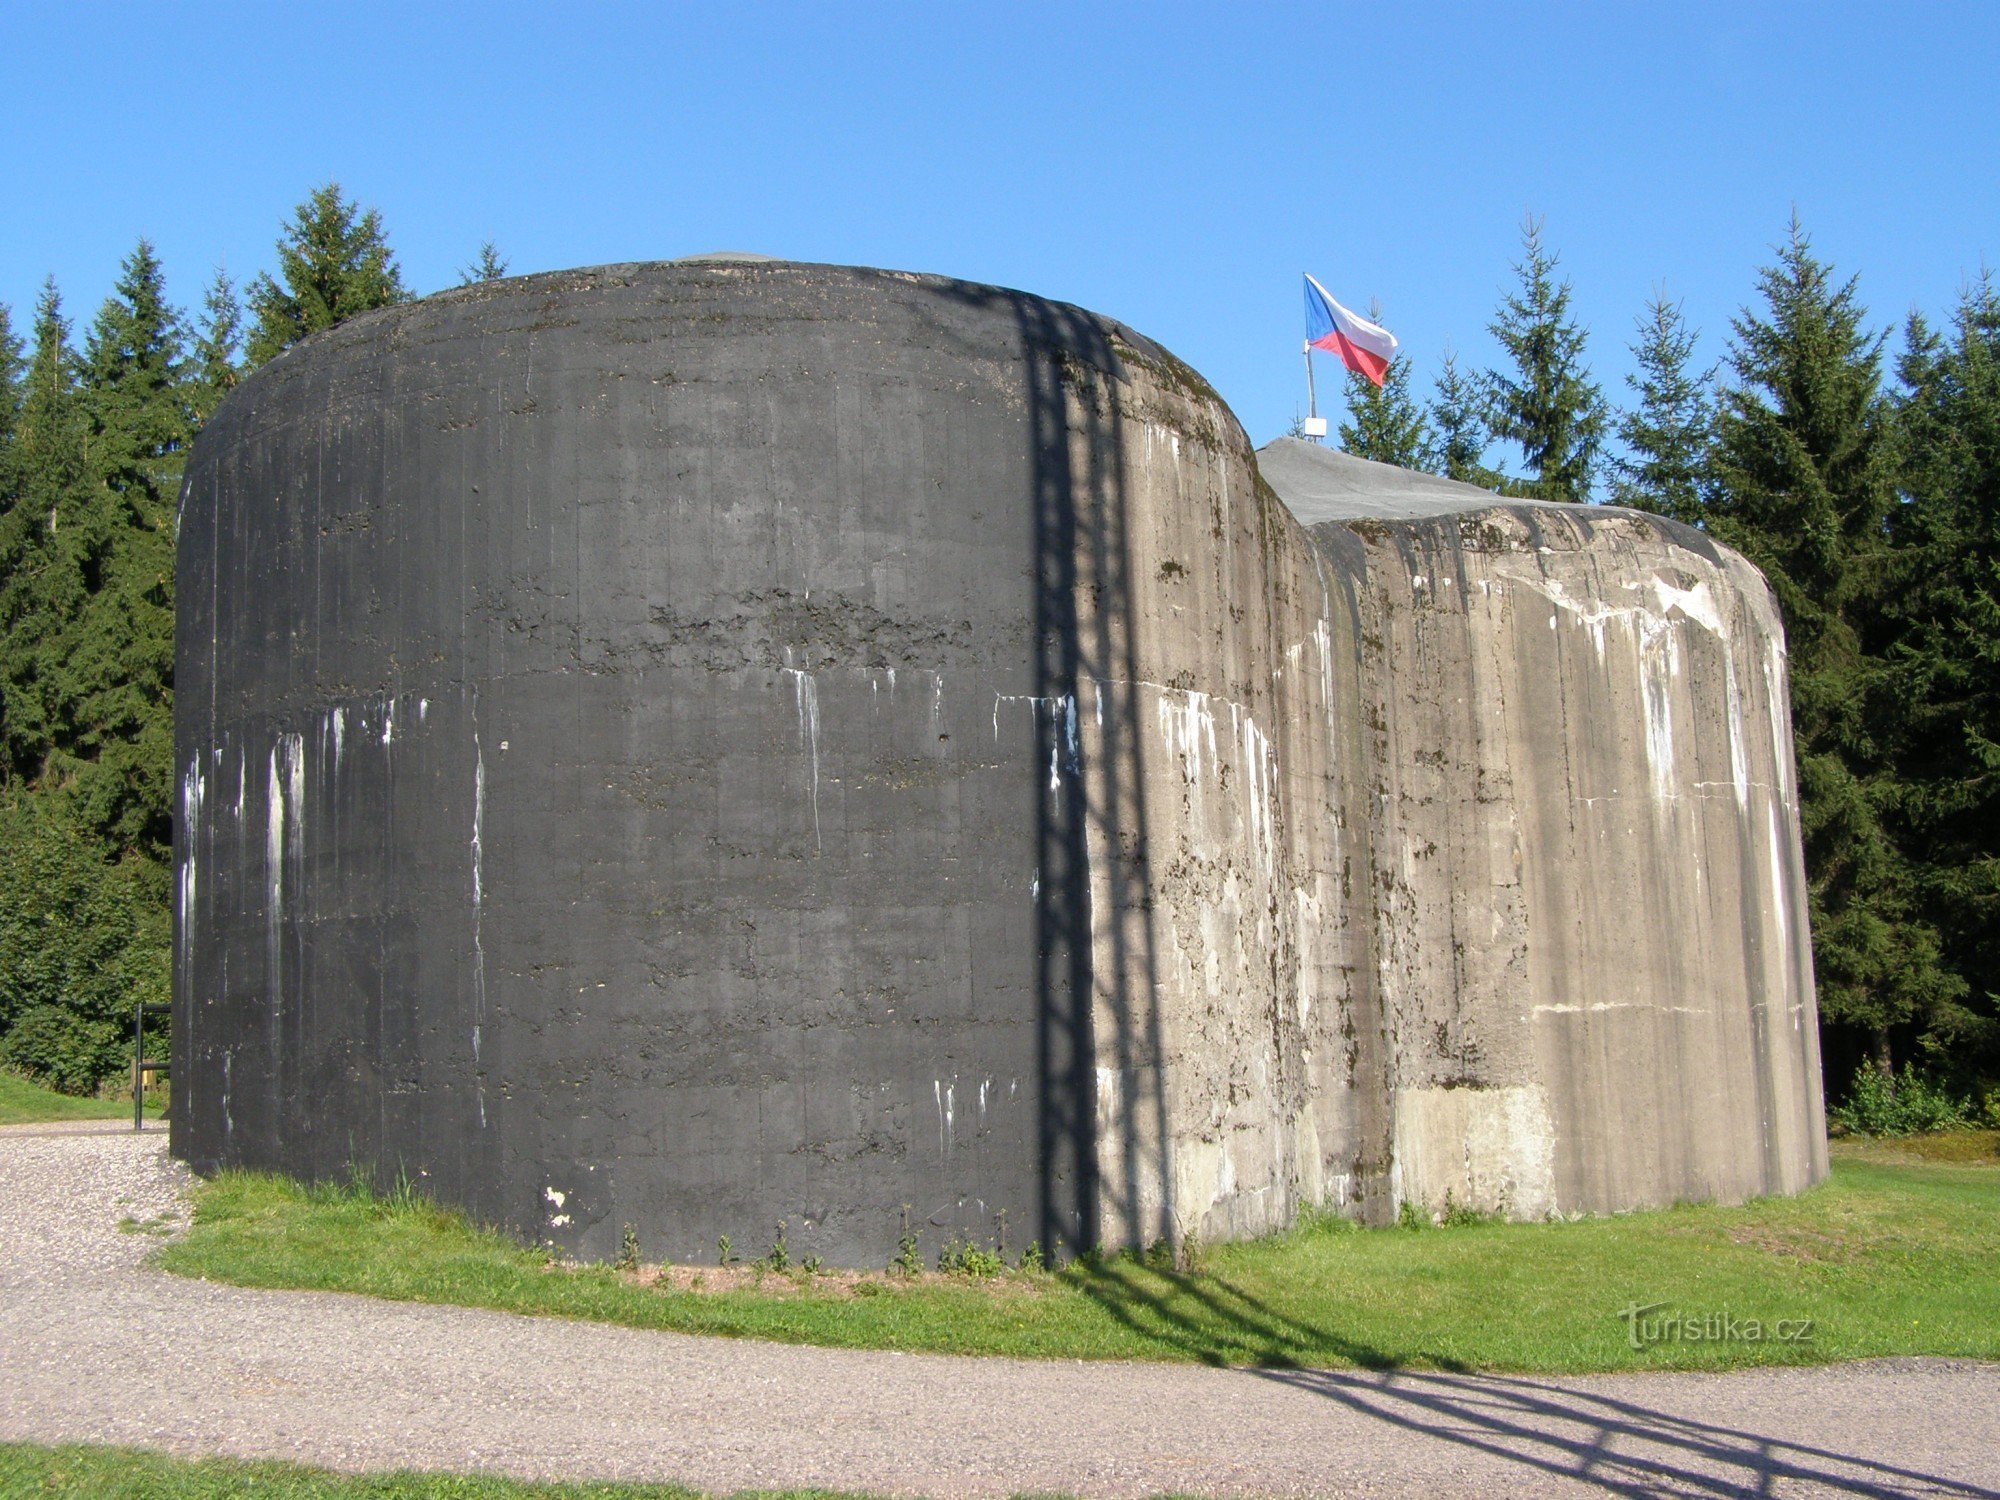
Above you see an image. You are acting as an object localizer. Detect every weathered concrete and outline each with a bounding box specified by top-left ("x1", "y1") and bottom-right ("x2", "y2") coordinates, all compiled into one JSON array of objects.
[
  {"x1": 173, "y1": 262, "x2": 1823, "y2": 1265},
  {"x1": 1257, "y1": 442, "x2": 1827, "y2": 1217}
]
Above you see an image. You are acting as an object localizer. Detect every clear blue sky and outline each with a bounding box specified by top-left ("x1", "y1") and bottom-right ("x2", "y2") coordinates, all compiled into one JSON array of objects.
[{"x1": 4, "y1": 2, "x2": 1995, "y2": 450}]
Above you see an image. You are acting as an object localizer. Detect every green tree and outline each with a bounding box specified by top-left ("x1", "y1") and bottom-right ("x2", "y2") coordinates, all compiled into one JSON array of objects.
[
  {"x1": 0, "y1": 791, "x2": 167, "y2": 1092},
  {"x1": 189, "y1": 267, "x2": 243, "y2": 424},
  {"x1": 1612, "y1": 291, "x2": 1713, "y2": 524},
  {"x1": 1884, "y1": 276, "x2": 2000, "y2": 1076},
  {"x1": 460, "y1": 240, "x2": 509, "y2": 285},
  {"x1": 245, "y1": 183, "x2": 407, "y2": 366},
  {"x1": 84, "y1": 240, "x2": 191, "y2": 503},
  {"x1": 1709, "y1": 218, "x2": 1955, "y2": 1078},
  {"x1": 1339, "y1": 351, "x2": 1434, "y2": 470},
  {"x1": 0, "y1": 304, "x2": 24, "y2": 503},
  {"x1": 1483, "y1": 215, "x2": 1608, "y2": 502},
  {"x1": 0, "y1": 281, "x2": 96, "y2": 791},
  {"x1": 1428, "y1": 348, "x2": 1500, "y2": 488},
  {"x1": 72, "y1": 244, "x2": 182, "y2": 859}
]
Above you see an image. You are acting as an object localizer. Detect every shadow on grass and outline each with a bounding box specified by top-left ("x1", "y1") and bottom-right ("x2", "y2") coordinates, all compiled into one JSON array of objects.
[
  {"x1": 1064, "y1": 1253, "x2": 1467, "y2": 1372},
  {"x1": 1251, "y1": 1365, "x2": 2000, "y2": 1499}
]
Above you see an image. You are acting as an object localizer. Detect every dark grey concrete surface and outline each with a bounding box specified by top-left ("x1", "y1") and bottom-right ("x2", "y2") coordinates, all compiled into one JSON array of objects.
[{"x1": 174, "y1": 260, "x2": 1169, "y2": 1264}]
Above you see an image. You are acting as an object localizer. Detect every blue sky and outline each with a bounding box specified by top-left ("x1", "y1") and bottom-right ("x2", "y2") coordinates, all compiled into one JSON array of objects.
[{"x1": 4, "y1": 2, "x2": 1995, "y2": 450}]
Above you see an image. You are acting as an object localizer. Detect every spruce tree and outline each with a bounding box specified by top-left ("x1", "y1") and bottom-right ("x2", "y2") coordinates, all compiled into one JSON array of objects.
[
  {"x1": 0, "y1": 281, "x2": 98, "y2": 789},
  {"x1": 189, "y1": 267, "x2": 243, "y2": 424},
  {"x1": 1612, "y1": 291, "x2": 1712, "y2": 524},
  {"x1": 0, "y1": 304, "x2": 24, "y2": 502},
  {"x1": 1884, "y1": 277, "x2": 2000, "y2": 1076},
  {"x1": 460, "y1": 240, "x2": 510, "y2": 285},
  {"x1": 84, "y1": 240, "x2": 191, "y2": 503},
  {"x1": 1339, "y1": 347, "x2": 1434, "y2": 469},
  {"x1": 1483, "y1": 216, "x2": 1608, "y2": 502},
  {"x1": 74, "y1": 243, "x2": 182, "y2": 859},
  {"x1": 245, "y1": 183, "x2": 408, "y2": 366},
  {"x1": 1709, "y1": 218, "x2": 1952, "y2": 1078},
  {"x1": 1429, "y1": 349, "x2": 1500, "y2": 488}
]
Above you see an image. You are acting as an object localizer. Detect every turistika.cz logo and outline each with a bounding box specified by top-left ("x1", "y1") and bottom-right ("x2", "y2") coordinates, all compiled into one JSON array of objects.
[{"x1": 1616, "y1": 1302, "x2": 1815, "y2": 1351}]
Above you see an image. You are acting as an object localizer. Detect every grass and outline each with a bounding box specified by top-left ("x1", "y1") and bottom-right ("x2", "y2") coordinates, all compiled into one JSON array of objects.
[
  {"x1": 156, "y1": 1142, "x2": 1999, "y2": 1375},
  {"x1": 0, "y1": 1070, "x2": 150, "y2": 1125},
  {"x1": 0, "y1": 1442, "x2": 875, "y2": 1499}
]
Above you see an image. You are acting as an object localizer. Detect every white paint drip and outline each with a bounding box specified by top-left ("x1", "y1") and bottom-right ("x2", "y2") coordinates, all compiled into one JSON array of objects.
[
  {"x1": 1767, "y1": 797, "x2": 1792, "y2": 970},
  {"x1": 993, "y1": 693, "x2": 1052, "y2": 740},
  {"x1": 1723, "y1": 639, "x2": 1750, "y2": 813},
  {"x1": 330, "y1": 706, "x2": 345, "y2": 771},
  {"x1": 1050, "y1": 693, "x2": 1079, "y2": 791},
  {"x1": 1640, "y1": 628, "x2": 1680, "y2": 804},
  {"x1": 471, "y1": 727, "x2": 488, "y2": 1129},
  {"x1": 266, "y1": 733, "x2": 304, "y2": 996},
  {"x1": 779, "y1": 668, "x2": 822, "y2": 849},
  {"x1": 1534, "y1": 1001, "x2": 1705, "y2": 1016},
  {"x1": 178, "y1": 758, "x2": 205, "y2": 985},
  {"x1": 934, "y1": 1078, "x2": 956, "y2": 1157},
  {"x1": 380, "y1": 699, "x2": 395, "y2": 747}
]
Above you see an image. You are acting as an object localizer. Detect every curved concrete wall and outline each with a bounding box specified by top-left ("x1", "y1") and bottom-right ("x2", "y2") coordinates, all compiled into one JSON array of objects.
[{"x1": 173, "y1": 261, "x2": 1823, "y2": 1265}]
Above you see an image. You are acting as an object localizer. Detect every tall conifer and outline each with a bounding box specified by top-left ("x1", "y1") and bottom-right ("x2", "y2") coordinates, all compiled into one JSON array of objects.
[
  {"x1": 1612, "y1": 291, "x2": 1712, "y2": 523},
  {"x1": 1885, "y1": 278, "x2": 2000, "y2": 1074},
  {"x1": 189, "y1": 268, "x2": 243, "y2": 424},
  {"x1": 1484, "y1": 216, "x2": 1608, "y2": 502},
  {"x1": 1709, "y1": 218, "x2": 1953, "y2": 1076},
  {"x1": 245, "y1": 183, "x2": 407, "y2": 366},
  {"x1": 85, "y1": 240, "x2": 191, "y2": 502},
  {"x1": 1429, "y1": 349, "x2": 1500, "y2": 488},
  {"x1": 1339, "y1": 355, "x2": 1434, "y2": 470},
  {"x1": 0, "y1": 305, "x2": 24, "y2": 502},
  {"x1": 460, "y1": 240, "x2": 509, "y2": 284}
]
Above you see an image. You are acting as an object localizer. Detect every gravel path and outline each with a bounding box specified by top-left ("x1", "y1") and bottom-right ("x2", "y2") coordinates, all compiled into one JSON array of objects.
[{"x1": 2, "y1": 1126, "x2": 1995, "y2": 1499}]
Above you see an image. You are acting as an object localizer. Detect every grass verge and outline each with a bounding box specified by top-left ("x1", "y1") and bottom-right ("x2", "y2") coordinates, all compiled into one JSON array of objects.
[
  {"x1": 156, "y1": 1143, "x2": 1999, "y2": 1374},
  {"x1": 0, "y1": 1071, "x2": 145, "y2": 1125},
  {"x1": 0, "y1": 1442, "x2": 869, "y2": 1499}
]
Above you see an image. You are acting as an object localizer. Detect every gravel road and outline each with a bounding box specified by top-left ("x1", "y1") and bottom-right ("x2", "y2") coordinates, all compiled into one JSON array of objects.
[{"x1": 1, "y1": 1126, "x2": 1994, "y2": 1498}]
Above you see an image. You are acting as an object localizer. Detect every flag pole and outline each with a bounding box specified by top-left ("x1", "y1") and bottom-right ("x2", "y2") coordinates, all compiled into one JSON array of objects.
[{"x1": 1303, "y1": 340, "x2": 1318, "y2": 426}]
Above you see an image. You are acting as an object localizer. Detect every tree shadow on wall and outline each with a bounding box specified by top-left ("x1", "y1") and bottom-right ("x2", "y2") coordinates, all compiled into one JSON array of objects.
[{"x1": 938, "y1": 280, "x2": 1173, "y2": 1259}]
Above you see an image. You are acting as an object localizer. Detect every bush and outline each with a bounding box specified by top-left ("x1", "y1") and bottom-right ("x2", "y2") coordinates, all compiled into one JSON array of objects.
[
  {"x1": 1831, "y1": 1063, "x2": 1972, "y2": 1137},
  {"x1": 0, "y1": 794, "x2": 168, "y2": 1093}
]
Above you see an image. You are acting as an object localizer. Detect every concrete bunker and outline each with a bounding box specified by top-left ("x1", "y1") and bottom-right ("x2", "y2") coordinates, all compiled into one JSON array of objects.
[{"x1": 172, "y1": 258, "x2": 1825, "y2": 1265}]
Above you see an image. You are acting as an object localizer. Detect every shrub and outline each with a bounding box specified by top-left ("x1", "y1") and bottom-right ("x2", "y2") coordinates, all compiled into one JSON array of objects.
[
  {"x1": 1831, "y1": 1063, "x2": 1972, "y2": 1137},
  {"x1": 0, "y1": 794, "x2": 168, "y2": 1093}
]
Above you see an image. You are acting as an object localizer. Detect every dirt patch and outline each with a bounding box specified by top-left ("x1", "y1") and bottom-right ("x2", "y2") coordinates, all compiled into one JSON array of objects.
[
  {"x1": 1830, "y1": 1129, "x2": 2000, "y2": 1167},
  {"x1": 625, "y1": 1262, "x2": 1049, "y2": 1301},
  {"x1": 1724, "y1": 1226, "x2": 1861, "y2": 1263}
]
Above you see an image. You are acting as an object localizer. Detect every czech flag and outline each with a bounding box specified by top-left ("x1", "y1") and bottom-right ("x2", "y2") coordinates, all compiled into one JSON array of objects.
[{"x1": 1304, "y1": 274, "x2": 1398, "y2": 387}]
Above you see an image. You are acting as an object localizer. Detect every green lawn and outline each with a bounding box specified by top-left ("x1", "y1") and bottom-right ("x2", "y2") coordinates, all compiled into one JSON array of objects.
[
  {"x1": 0, "y1": 1443, "x2": 865, "y2": 1500},
  {"x1": 0, "y1": 1071, "x2": 138, "y2": 1125},
  {"x1": 156, "y1": 1145, "x2": 2000, "y2": 1375}
]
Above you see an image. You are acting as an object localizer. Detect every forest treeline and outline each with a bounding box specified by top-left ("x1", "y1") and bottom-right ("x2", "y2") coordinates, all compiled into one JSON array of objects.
[{"x1": 0, "y1": 188, "x2": 1991, "y2": 1110}]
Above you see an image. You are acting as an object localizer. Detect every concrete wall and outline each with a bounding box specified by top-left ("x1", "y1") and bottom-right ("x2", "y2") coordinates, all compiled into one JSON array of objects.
[
  {"x1": 173, "y1": 263, "x2": 1824, "y2": 1267},
  {"x1": 1259, "y1": 440, "x2": 1828, "y2": 1219}
]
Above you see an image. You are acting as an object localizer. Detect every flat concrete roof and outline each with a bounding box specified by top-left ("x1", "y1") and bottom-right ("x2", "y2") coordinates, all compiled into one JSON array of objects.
[{"x1": 1257, "y1": 437, "x2": 1573, "y2": 524}]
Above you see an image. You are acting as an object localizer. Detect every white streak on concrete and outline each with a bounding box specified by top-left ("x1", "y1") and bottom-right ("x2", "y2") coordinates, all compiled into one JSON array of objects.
[
  {"x1": 330, "y1": 706, "x2": 345, "y2": 771},
  {"x1": 1723, "y1": 640, "x2": 1750, "y2": 813},
  {"x1": 780, "y1": 668, "x2": 822, "y2": 849},
  {"x1": 266, "y1": 733, "x2": 304, "y2": 996},
  {"x1": 471, "y1": 728, "x2": 488, "y2": 1128},
  {"x1": 1767, "y1": 797, "x2": 1792, "y2": 969}
]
